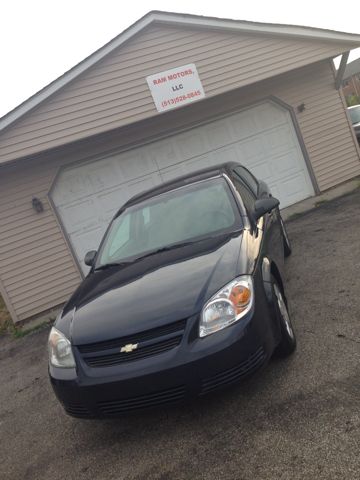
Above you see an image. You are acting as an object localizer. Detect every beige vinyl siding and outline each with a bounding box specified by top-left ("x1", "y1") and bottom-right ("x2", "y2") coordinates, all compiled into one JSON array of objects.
[
  {"x1": 0, "y1": 24, "x2": 358, "y2": 163},
  {"x1": 235, "y1": 61, "x2": 360, "y2": 190},
  {"x1": 0, "y1": 161, "x2": 82, "y2": 322},
  {"x1": 1, "y1": 59, "x2": 359, "y2": 323}
]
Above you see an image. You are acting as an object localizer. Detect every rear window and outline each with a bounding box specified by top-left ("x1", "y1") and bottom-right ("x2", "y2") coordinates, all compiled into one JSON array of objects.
[{"x1": 349, "y1": 106, "x2": 360, "y2": 125}]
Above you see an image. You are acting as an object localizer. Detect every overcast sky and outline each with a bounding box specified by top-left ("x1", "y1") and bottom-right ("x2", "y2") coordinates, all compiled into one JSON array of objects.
[{"x1": 2, "y1": 0, "x2": 360, "y2": 119}]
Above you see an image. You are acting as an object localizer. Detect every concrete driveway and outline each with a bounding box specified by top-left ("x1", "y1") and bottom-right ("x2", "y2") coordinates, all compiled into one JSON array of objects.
[{"x1": 1, "y1": 189, "x2": 360, "y2": 480}]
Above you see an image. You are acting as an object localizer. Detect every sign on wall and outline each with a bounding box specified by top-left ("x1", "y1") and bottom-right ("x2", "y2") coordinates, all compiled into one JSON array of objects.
[{"x1": 146, "y1": 63, "x2": 205, "y2": 112}]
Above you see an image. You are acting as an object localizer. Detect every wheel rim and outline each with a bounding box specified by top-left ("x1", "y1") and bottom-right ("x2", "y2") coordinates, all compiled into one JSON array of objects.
[
  {"x1": 281, "y1": 219, "x2": 290, "y2": 248},
  {"x1": 274, "y1": 284, "x2": 294, "y2": 339}
]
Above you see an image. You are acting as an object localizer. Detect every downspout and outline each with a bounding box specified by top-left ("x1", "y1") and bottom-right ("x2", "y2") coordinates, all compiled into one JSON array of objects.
[{"x1": 335, "y1": 51, "x2": 350, "y2": 90}]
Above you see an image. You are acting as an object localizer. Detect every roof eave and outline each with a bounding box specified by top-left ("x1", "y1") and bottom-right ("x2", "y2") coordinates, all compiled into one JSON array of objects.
[{"x1": 1, "y1": 10, "x2": 360, "y2": 133}]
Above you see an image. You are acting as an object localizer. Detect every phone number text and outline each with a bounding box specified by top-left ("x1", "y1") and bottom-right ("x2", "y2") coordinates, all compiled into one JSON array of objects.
[{"x1": 161, "y1": 90, "x2": 202, "y2": 108}]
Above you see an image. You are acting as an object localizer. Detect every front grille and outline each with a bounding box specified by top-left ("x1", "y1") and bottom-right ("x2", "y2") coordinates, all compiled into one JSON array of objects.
[
  {"x1": 97, "y1": 386, "x2": 186, "y2": 415},
  {"x1": 60, "y1": 402, "x2": 92, "y2": 418},
  {"x1": 78, "y1": 318, "x2": 187, "y2": 367},
  {"x1": 84, "y1": 335, "x2": 182, "y2": 367},
  {"x1": 200, "y1": 346, "x2": 266, "y2": 395},
  {"x1": 78, "y1": 318, "x2": 187, "y2": 354}
]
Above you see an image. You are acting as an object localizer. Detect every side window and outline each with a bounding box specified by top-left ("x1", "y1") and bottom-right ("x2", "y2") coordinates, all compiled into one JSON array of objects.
[
  {"x1": 234, "y1": 166, "x2": 258, "y2": 196},
  {"x1": 232, "y1": 171, "x2": 256, "y2": 213}
]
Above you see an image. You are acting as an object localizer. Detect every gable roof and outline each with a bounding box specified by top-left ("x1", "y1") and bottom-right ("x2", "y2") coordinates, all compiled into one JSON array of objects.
[
  {"x1": 2, "y1": 10, "x2": 360, "y2": 134},
  {"x1": 343, "y1": 57, "x2": 360, "y2": 80}
]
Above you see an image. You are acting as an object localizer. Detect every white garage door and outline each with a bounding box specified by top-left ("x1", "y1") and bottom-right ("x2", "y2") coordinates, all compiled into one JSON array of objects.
[{"x1": 51, "y1": 101, "x2": 314, "y2": 274}]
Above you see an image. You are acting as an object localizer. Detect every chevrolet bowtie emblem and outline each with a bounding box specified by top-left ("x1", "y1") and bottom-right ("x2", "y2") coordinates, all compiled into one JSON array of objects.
[{"x1": 120, "y1": 343, "x2": 138, "y2": 353}]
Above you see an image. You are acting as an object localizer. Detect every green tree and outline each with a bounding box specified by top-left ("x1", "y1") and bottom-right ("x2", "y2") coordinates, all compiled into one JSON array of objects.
[{"x1": 346, "y1": 95, "x2": 360, "y2": 107}]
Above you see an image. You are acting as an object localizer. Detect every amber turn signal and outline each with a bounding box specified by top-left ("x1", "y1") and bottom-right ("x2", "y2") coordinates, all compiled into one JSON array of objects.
[{"x1": 230, "y1": 285, "x2": 251, "y2": 314}]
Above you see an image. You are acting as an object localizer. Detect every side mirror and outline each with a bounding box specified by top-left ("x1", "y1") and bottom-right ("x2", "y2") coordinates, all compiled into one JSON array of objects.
[
  {"x1": 84, "y1": 250, "x2": 97, "y2": 267},
  {"x1": 251, "y1": 197, "x2": 280, "y2": 222}
]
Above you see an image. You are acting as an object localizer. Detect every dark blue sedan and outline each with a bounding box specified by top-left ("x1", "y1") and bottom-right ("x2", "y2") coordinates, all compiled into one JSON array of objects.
[{"x1": 48, "y1": 162, "x2": 296, "y2": 418}]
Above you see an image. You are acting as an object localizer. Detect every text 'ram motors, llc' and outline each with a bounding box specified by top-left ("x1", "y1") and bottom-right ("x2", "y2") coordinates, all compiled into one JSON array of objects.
[{"x1": 146, "y1": 63, "x2": 205, "y2": 112}]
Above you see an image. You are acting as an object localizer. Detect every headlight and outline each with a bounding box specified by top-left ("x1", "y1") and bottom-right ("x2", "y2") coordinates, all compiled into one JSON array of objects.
[
  {"x1": 48, "y1": 326, "x2": 76, "y2": 368},
  {"x1": 199, "y1": 275, "x2": 254, "y2": 337}
]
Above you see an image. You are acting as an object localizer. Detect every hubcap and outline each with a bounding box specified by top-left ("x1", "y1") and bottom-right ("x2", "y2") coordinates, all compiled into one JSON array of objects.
[{"x1": 274, "y1": 284, "x2": 294, "y2": 339}]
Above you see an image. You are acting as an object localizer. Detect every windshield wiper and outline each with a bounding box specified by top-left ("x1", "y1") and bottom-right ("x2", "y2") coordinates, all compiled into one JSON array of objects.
[
  {"x1": 95, "y1": 232, "x2": 242, "y2": 270},
  {"x1": 209, "y1": 228, "x2": 243, "y2": 239},
  {"x1": 94, "y1": 243, "x2": 194, "y2": 270},
  {"x1": 94, "y1": 262, "x2": 129, "y2": 271},
  {"x1": 136, "y1": 242, "x2": 195, "y2": 261}
]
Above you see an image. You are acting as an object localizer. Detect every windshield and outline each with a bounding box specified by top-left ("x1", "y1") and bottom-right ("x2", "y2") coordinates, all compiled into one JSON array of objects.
[
  {"x1": 349, "y1": 106, "x2": 360, "y2": 125},
  {"x1": 95, "y1": 177, "x2": 242, "y2": 268}
]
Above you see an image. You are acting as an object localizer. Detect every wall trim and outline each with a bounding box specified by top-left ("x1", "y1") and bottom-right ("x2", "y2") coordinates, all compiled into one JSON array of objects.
[
  {"x1": 0, "y1": 274, "x2": 19, "y2": 324},
  {"x1": 45, "y1": 166, "x2": 84, "y2": 282}
]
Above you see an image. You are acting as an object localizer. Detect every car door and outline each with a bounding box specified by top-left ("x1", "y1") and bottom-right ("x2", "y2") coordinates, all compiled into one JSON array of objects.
[{"x1": 231, "y1": 166, "x2": 283, "y2": 270}]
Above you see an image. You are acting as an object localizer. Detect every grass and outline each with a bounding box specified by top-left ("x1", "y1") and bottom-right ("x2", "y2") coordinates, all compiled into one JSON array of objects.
[
  {"x1": 12, "y1": 320, "x2": 54, "y2": 339},
  {"x1": 0, "y1": 294, "x2": 14, "y2": 336},
  {"x1": 290, "y1": 199, "x2": 330, "y2": 218},
  {"x1": 315, "y1": 199, "x2": 329, "y2": 207},
  {"x1": 0, "y1": 293, "x2": 54, "y2": 339}
]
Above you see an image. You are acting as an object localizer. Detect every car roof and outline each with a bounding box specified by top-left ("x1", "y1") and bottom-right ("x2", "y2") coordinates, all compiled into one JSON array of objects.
[{"x1": 122, "y1": 161, "x2": 238, "y2": 209}]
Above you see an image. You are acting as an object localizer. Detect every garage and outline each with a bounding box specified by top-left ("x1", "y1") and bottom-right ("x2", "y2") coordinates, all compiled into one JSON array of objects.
[
  {"x1": 50, "y1": 100, "x2": 315, "y2": 274},
  {"x1": 1, "y1": 11, "x2": 360, "y2": 323}
]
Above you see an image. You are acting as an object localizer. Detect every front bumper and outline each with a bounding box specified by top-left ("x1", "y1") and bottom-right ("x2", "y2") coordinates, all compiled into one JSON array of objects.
[
  {"x1": 49, "y1": 314, "x2": 275, "y2": 418},
  {"x1": 49, "y1": 279, "x2": 279, "y2": 418}
]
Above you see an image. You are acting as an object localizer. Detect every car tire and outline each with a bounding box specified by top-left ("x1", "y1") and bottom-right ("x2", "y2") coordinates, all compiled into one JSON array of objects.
[
  {"x1": 280, "y1": 217, "x2": 292, "y2": 257},
  {"x1": 271, "y1": 275, "x2": 296, "y2": 357}
]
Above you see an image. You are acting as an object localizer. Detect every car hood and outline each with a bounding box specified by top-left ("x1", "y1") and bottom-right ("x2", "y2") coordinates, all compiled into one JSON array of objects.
[{"x1": 66, "y1": 233, "x2": 244, "y2": 346}]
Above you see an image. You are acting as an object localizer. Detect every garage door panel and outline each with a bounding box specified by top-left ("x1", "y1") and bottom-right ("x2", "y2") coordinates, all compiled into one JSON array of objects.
[
  {"x1": 265, "y1": 164, "x2": 313, "y2": 205},
  {"x1": 114, "y1": 150, "x2": 158, "y2": 181},
  {"x1": 70, "y1": 226, "x2": 105, "y2": 273},
  {"x1": 280, "y1": 172, "x2": 312, "y2": 204},
  {"x1": 204, "y1": 122, "x2": 232, "y2": 148},
  {"x1": 160, "y1": 156, "x2": 213, "y2": 182},
  {"x1": 87, "y1": 162, "x2": 120, "y2": 192},
  {"x1": 271, "y1": 151, "x2": 300, "y2": 177},
  {"x1": 160, "y1": 164, "x2": 184, "y2": 182},
  {"x1": 256, "y1": 103, "x2": 288, "y2": 129},
  {"x1": 267, "y1": 183, "x2": 281, "y2": 200},
  {"x1": 265, "y1": 128, "x2": 295, "y2": 154},
  {"x1": 249, "y1": 162, "x2": 273, "y2": 183},
  {"x1": 126, "y1": 172, "x2": 162, "y2": 198},
  {"x1": 212, "y1": 147, "x2": 240, "y2": 164},
  {"x1": 58, "y1": 200, "x2": 99, "y2": 234},
  {"x1": 51, "y1": 101, "x2": 315, "y2": 275},
  {"x1": 238, "y1": 137, "x2": 267, "y2": 164},
  {"x1": 270, "y1": 174, "x2": 313, "y2": 206},
  {"x1": 176, "y1": 131, "x2": 206, "y2": 158},
  {"x1": 52, "y1": 171, "x2": 89, "y2": 206},
  {"x1": 184, "y1": 155, "x2": 213, "y2": 172},
  {"x1": 70, "y1": 227, "x2": 104, "y2": 253},
  {"x1": 283, "y1": 175, "x2": 304, "y2": 196},
  {"x1": 229, "y1": 113, "x2": 259, "y2": 139},
  {"x1": 97, "y1": 188, "x2": 127, "y2": 221},
  {"x1": 149, "y1": 141, "x2": 178, "y2": 168}
]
